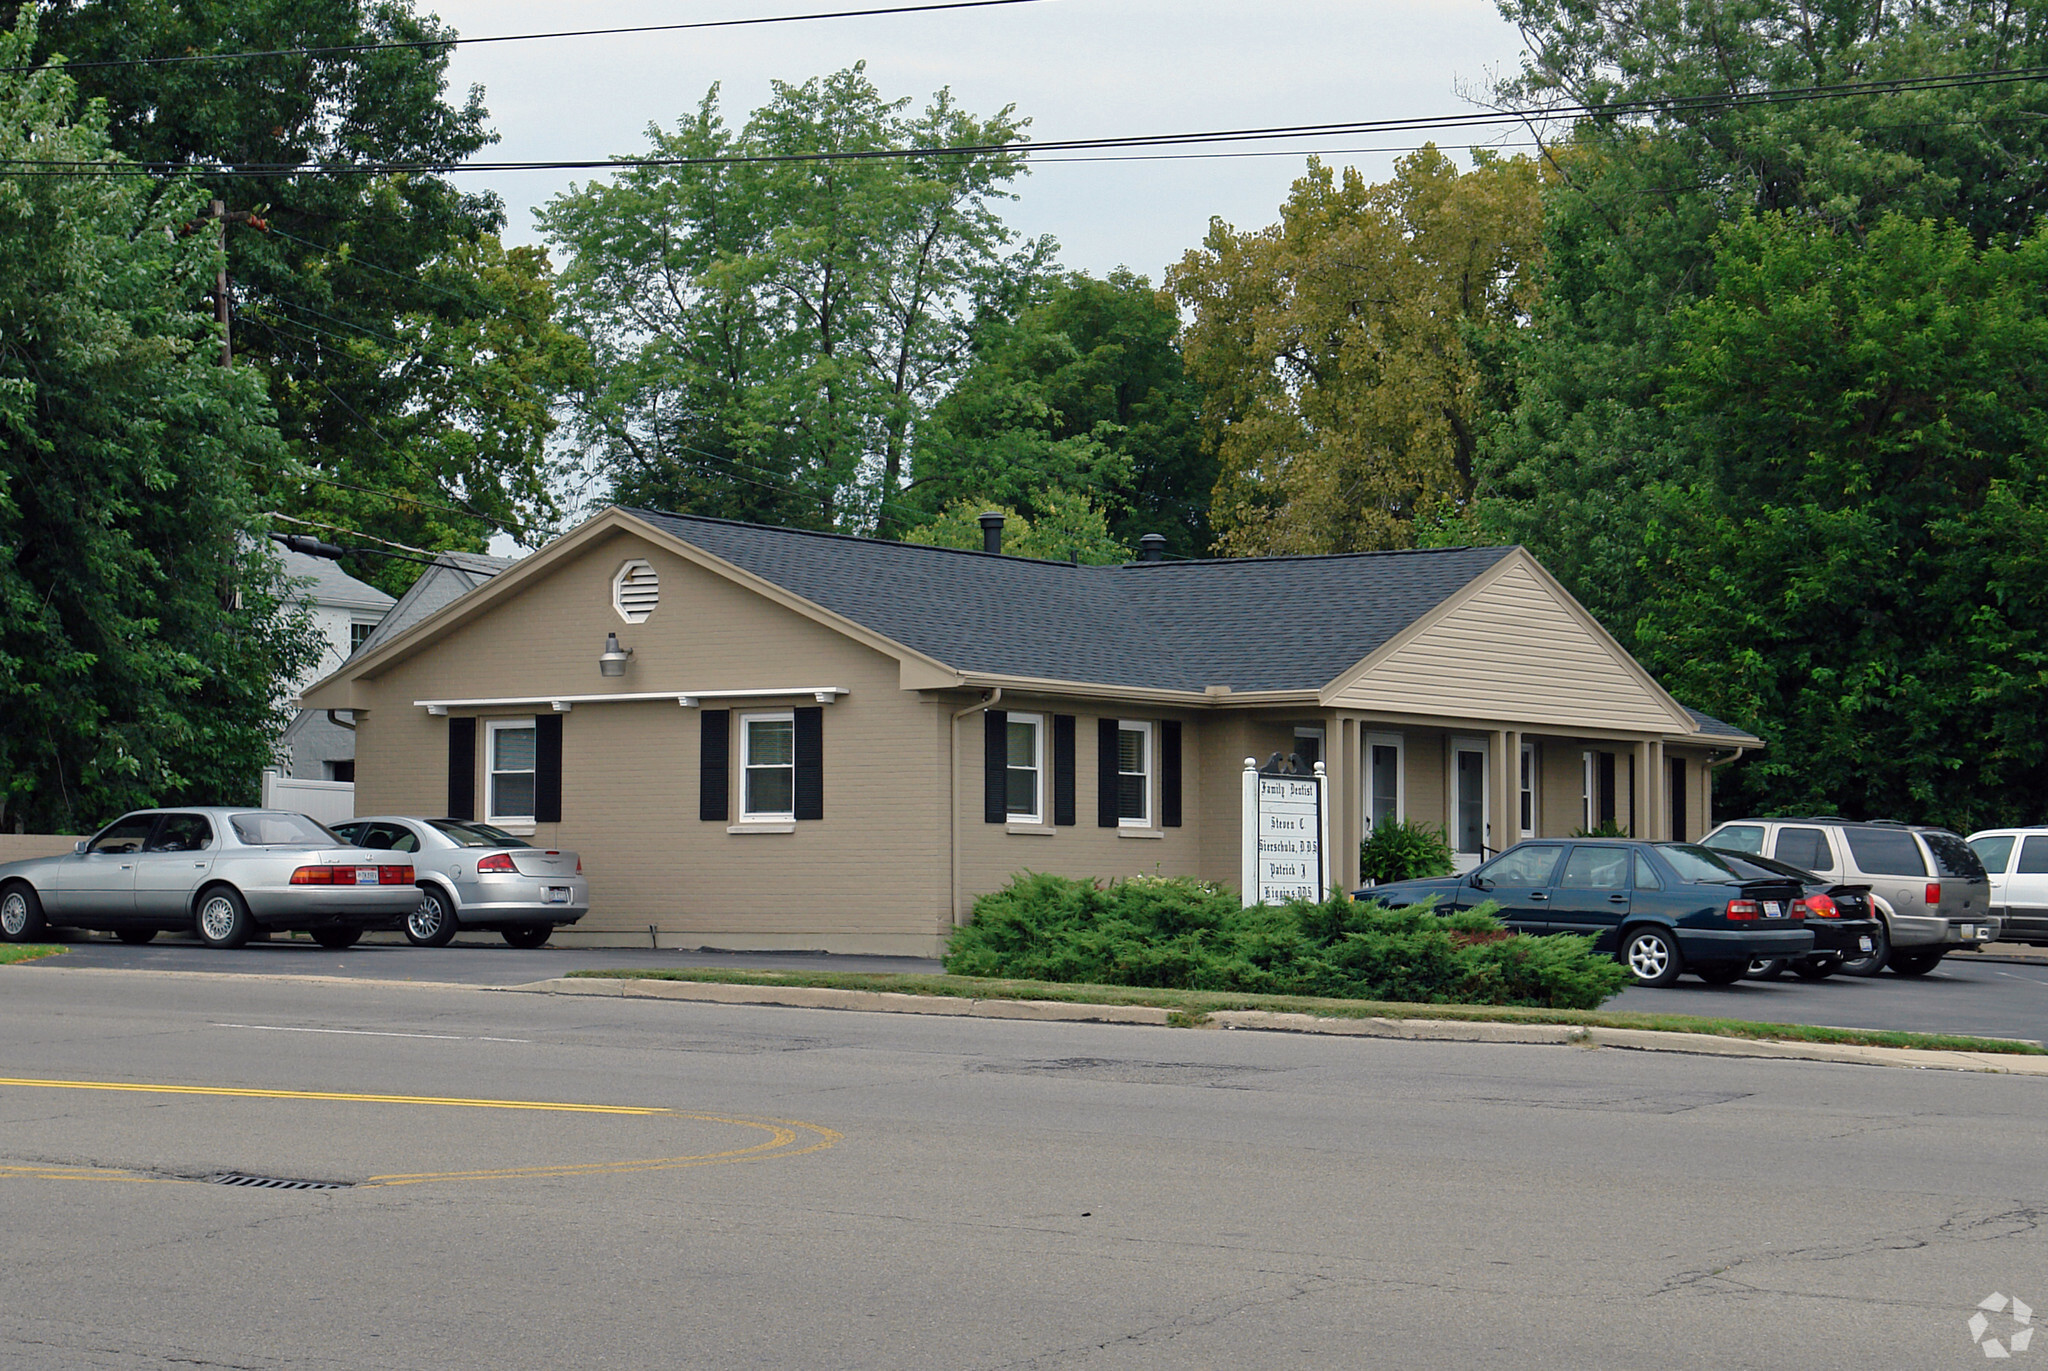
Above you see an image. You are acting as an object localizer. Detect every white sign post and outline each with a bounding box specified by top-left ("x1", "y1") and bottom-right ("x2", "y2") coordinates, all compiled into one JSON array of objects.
[{"x1": 1241, "y1": 757, "x2": 1330, "y2": 906}]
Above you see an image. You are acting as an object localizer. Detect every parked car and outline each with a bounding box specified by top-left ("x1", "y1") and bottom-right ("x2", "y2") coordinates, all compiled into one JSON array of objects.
[
  {"x1": 0, "y1": 808, "x2": 417, "y2": 949},
  {"x1": 330, "y1": 816, "x2": 588, "y2": 948},
  {"x1": 1353, "y1": 839, "x2": 1813, "y2": 988},
  {"x1": 1705, "y1": 849, "x2": 1883, "y2": 979},
  {"x1": 1701, "y1": 817, "x2": 1995, "y2": 975},
  {"x1": 1965, "y1": 829, "x2": 2048, "y2": 947}
]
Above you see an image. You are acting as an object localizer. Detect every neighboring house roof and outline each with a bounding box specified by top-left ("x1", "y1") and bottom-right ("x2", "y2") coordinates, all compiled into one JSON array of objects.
[
  {"x1": 630, "y1": 509, "x2": 1516, "y2": 694},
  {"x1": 275, "y1": 545, "x2": 394, "y2": 615},
  {"x1": 353, "y1": 550, "x2": 516, "y2": 659}
]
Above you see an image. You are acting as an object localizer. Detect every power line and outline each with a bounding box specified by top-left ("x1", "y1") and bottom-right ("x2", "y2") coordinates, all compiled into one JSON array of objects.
[
  {"x1": 0, "y1": 0, "x2": 1059, "y2": 75},
  {"x1": 4, "y1": 63, "x2": 2045, "y2": 179}
]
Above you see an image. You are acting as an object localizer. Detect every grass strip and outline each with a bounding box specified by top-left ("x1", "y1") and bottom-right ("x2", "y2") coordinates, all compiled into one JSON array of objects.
[
  {"x1": 565, "y1": 967, "x2": 2044, "y2": 1056},
  {"x1": 0, "y1": 945, "x2": 65, "y2": 966}
]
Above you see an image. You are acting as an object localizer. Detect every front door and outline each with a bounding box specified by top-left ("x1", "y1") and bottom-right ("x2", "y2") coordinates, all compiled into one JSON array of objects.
[
  {"x1": 2007, "y1": 836, "x2": 2048, "y2": 943},
  {"x1": 1546, "y1": 844, "x2": 1633, "y2": 952},
  {"x1": 51, "y1": 813, "x2": 159, "y2": 918},
  {"x1": 1452, "y1": 739, "x2": 1488, "y2": 873},
  {"x1": 132, "y1": 813, "x2": 217, "y2": 921},
  {"x1": 1470, "y1": 843, "x2": 1567, "y2": 934}
]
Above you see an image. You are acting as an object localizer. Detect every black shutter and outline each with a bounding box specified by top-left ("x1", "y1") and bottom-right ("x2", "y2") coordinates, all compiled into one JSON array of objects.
[
  {"x1": 1052, "y1": 714, "x2": 1076, "y2": 826},
  {"x1": 794, "y1": 706, "x2": 824, "y2": 820},
  {"x1": 534, "y1": 714, "x2": 563, "y2": 823},
  {"x1": 983, "y1": 709, "x2": 1008, "y2": 824},
  {"x1": 1097, "y1": 718, "x2": 1118, "y2": 827},
  {"x1": 700, "y1": 710, "x2": 730, "y2": 822},
  {"x1": 1597, "y1": 751, "x2": 1616, "y2": 827},
  {"x1": 446, "y1": 717, "x2": 475, "y2": 820},
  {"x1": 1161, "y1": 720, "x2": 1182, "y2": 828}
]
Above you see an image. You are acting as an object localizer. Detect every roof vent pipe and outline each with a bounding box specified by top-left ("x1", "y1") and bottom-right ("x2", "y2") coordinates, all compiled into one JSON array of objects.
[
  {"x1": 978, "y1": 511, "x2": 1005, "y2": 555},
  {"x1": 1138, "y1": 533, "x2": 1167, "y2": 562}
]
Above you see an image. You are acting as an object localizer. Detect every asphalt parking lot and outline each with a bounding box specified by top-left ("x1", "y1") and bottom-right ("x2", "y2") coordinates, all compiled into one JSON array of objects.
[{"x1": 21, "y1": 933, "x2": 2048, "y2": 1044}]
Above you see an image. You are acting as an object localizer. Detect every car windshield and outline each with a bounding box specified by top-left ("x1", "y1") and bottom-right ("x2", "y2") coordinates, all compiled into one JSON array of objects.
[
  {"x1": 1654, "y1": 844, "x2": 1742, "y2": 883},
  {"x1": 229, "y1": 812, "x2": 341, "y2": 846},
  {"x1": 1919, "y1": 830, "x2": 1987, "y2": 879},
  {"x1": 1709, "y1": 849, "x2": 1819, "y2": 883},
  {"x1": 428, "y1": 819, "x2": 532, "y2": 849},
  {"x1": 1705, "y1": 824, "x2": 1764, "y2": 854}
]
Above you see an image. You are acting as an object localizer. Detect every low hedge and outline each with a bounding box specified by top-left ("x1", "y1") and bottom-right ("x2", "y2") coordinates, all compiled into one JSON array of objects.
[{"x1": 945, "y1": 873, "x2": 1631, "y2": 1010}]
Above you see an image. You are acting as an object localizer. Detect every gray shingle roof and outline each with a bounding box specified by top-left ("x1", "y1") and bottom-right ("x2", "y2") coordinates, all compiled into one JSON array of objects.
[
  {"x1": 354, "y1": 551, "x2": 517, "y2": 659},
  {"x1": 629, "y1": 509, "x2": 1516, "y2": 693},
  {"x1": 1683, "y1": 705, "x2": 1758, "y2": 740},
  {"x1": 275, "y1": 545, "x2": 394, "y2": 614}
]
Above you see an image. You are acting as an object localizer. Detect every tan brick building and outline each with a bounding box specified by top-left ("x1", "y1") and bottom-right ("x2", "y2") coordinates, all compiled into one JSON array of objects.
[{"x1": 300, "y1": 507, "x2": 1760, "y2": 956}]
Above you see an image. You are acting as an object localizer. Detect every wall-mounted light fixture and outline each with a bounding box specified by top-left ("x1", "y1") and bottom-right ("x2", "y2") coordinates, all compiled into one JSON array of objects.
[{"x1": 599, "y1": 632, "x2": 634, "y2": 677}]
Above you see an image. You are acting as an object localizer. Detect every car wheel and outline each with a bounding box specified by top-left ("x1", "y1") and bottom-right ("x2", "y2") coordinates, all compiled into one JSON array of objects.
[
  {"x1": 312, "y1": 927, "x2": 361, "y2": 950},
  {"x1": 1621, "y1": 926, "x2": 1683, "y2": 988},
  {"x1": 405, "y1": 889, "x2": 459, "y2": 948},
  {"x1": 114, "y1": 927, "x2": 157, "y2": 945},
  {"x1": 1696, "y1": 962, "x2": 1748, "y2": 985},
  {"x1": 193, "y1": 888, "x2": 254, "y2": 949},
  {"x1": 0, "y1": 883, "x2": 48, "y2": 943},
  {"x1": 1888, "y1": 947, "x2": 1945, "y2": 977},
  {"x1": 502, "y1": 925, "x2": 551, "y2": 950},
  {"x1": 1745, "y1": 957, "x2": 1788, "y2": 980},
  {"x1": 1791, "y1": 957, "x2": 1838, "y2": 981},
  {"x1": 1838, "y1": 911, "x2": 1890, "y2": 977}
]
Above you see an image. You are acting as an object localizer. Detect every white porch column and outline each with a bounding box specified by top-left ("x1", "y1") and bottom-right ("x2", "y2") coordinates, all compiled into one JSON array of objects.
[
  {"x1": 1633, "y1": 739, "x2": 1653, "y2": 839},
  {"x1": 1503, "y1": 728, "x2": 1522, "y2": 844},
  {"x1": 1491, "y1": 729, "x2": 1510, "y2": 858},
  {"x1": 1334, "y1": 716, "x2": 1360, "y2": 890},
  {"x1": 1647, "y1": 739, "x2": 1666, "y2": 840}
]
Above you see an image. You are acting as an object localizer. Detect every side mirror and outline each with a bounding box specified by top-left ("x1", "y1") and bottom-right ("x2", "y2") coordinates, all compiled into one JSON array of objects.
[
  {"x1": 73, "y1": 840, "x2": 88, "y2": 854},
  {"x1": 1470, "y1": 875, "x2": 1492, "y2": 891}
]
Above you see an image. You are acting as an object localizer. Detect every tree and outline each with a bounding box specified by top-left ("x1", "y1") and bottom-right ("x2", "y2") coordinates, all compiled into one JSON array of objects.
[
  {"x1": 902, "y1": 495, "x2": 1129, "y2": 564},
  {"x1": 908, "y1": 269, "x2": 1213, "y2": 557},
  {"x1": 1167, "y1": 147, "x2": 1544, "y2": 555},
  {"x1": 539, "y1": 67, "x2": 1055, "y2": 536},
  {"x1": 0, "y1": 10, "x2": 319, "y2": 832},
  {"x1": 18, "y1": 0, "x2": 584, "y2": 589}
]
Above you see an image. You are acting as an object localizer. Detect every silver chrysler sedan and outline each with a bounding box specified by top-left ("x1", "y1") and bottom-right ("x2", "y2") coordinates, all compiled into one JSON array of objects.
[
  {"x1": 0, "y1": 808, "x2": 420, "y2": 949},
  {"x1": 331, "y1": 816, "x2": 589, "y2": 948}
]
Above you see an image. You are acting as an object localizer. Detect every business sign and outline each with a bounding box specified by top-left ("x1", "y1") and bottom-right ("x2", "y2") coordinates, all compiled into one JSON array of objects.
[{"x1": 1241, "y1": 759, "x2": 1329, "y2": 906}]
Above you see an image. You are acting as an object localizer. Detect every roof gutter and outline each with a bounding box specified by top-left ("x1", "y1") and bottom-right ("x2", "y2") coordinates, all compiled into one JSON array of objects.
[{"x1": 949, "y1": 688, "x2": 1001, "y2": 931}]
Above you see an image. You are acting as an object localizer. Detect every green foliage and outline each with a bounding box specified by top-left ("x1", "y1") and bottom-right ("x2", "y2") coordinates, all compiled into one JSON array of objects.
[
  {"x1": 901, "y1": 495, "x2": 1129, "y2": 564},
  {"x1": 909, "y1": 269, "x2": 1213, "y2": 556},
  {"x1": 541, "y1": 66, "x2": 1055, "y2": 536},
  {"x1": 0, "y1": 10, "x2": 322, "y2": 832},
  {"x1": 23, "y1": 0, "x2": 581, "y2": 585},
  {"x1": 944, "y1": 872, "x2": 1630, "y2": 1009},
  {"x1": 1359, "y1": 818, "x2": 1455, "y2": 883},
  {"x1": 1572, "y1": 822, "x2": 1630, "y2": 839}
]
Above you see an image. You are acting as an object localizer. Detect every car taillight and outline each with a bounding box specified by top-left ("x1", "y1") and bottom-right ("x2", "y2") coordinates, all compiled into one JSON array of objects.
[
  {"x1": 381, "y1": 866, "x2": 413, "y2": 885},
  {"x1": 1926, "y1": 882, "x2": 1942, "y2": 906},
  {"x1": 1800, "y1": 893, "x2": 1840, "y2": 919},
  {"x1": 477, "y1": 852, "x2": 516, "y2": 873},
  {"x1": 291, "y1": 864, "x2": 415, "y2": 885},
  {"x1": 576, "y1": 856, "x2": 583, "y2": 874},
  {"x1": 1726, "y1": 898, "x2": 1761, "y2": 921}
]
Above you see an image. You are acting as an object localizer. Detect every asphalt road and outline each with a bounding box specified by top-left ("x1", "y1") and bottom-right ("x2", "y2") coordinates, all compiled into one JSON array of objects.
[
  {"x1": 4, "y1": 967, "x2": 2048, "y2": 1369},
  {"x1": 24, "y1": 933, "x2": 2048, "y2": 1043}
]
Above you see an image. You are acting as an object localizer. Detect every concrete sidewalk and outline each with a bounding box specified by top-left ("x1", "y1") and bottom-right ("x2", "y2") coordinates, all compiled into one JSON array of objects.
[{"x1": 503, "y1": 975, "x2": 2048, "y2": 1076}]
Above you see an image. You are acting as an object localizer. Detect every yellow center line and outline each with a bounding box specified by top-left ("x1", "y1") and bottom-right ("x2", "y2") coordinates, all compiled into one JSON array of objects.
[{"x1": 0, "y1": 1076, "x2": 669, "y2": 1115}]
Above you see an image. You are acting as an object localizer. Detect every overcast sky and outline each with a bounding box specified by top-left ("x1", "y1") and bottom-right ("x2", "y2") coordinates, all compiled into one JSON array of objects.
[{"x1": 427, "y1": 0, "x2": 1534, "y2": 284}]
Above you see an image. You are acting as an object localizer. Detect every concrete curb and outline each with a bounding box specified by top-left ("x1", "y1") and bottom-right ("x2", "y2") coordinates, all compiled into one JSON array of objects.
[
  {"x1": 503, "y1": 978, "x2": 2048, "y2": 1073},
  {"x1": 11, "y1": 965, "x2": 489, "y2": 994}
]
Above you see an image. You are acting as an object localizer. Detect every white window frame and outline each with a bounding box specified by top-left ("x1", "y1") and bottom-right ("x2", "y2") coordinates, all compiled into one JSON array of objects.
[
  {"x1": 740, "y1": 711, "x2": 797, "y2": 822},
  {"x1": 1451, "y1": 735, "x2": 1490, "y2": 858},
  {"x1": 612, "y1": 558, "x2": 659, "y2": 624},
  {"x1": 1006, "y1": 712, "x2": 1044, "y2": 825},
  {"x1": 485, "y1": 717, "x2": 538, "y2": 826},
  {"x1": 1364, "y1": 732, "x2": 1405, "y2": 836},
  {"x1": 1581, "y1": 750, "x2": 1597, "y2": 832},
  {"x1": 1116, "y1": 719, "x2": 1153, "y2": 828},
  {"x1": 1520, "y1": 741, "x2": 1538, "y2": 839},
  {"x1": 1293, "y1": 726, "x2": 1326, "y2": 772}
]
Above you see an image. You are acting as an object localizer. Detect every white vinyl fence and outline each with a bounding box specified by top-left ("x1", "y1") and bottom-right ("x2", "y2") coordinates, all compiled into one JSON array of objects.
[{"x1": 260, "y1": 769, "x2": 355, "y2": 826}]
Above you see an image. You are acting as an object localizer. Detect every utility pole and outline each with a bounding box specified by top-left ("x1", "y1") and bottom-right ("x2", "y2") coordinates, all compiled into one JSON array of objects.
[{"x1": 185, "y1": 201, "x2": 270, "y2": 366}]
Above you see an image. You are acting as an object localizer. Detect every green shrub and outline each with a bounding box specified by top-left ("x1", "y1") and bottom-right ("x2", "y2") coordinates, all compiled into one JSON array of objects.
[
  {"x1": 1573, "y1": 821, "x2": 1631, "y2": 838},
  {"x1": 1359, "y1": 818, "x2": 1456, "y2": 884},
  {"x1": 945, "y1": 873, "x2": 1631, "y2": 1010}
]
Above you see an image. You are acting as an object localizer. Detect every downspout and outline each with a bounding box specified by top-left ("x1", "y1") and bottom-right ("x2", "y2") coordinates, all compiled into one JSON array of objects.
[
  {"x1": 326, "y1": 710, "x2": 356, "y2": 731},
  {"x1": 949, "y1": 687, "x2": 1002, "y2": 930},
  {"x1": 1698, "y1": 745, "x2": 1746, "y2": 831}
]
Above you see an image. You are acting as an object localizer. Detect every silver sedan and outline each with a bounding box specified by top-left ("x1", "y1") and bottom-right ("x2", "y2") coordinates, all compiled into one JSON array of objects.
[
  {"x1": 0, "y1": 808, "x2": 420, "y2": 950},
  {"x1": 331, "y1": 816, "x2": 589, "y2": 949}
]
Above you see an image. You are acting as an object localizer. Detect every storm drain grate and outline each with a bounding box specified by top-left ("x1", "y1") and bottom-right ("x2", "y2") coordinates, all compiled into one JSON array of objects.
[{"x1": 208, "y1": 1172, "x2": 353, "y2": 1191}]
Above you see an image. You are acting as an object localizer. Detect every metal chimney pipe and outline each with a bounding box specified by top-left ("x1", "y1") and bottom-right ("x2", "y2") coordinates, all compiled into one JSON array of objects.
[
  {"x1": 1138, "y1": 533, "x2": 1167, "y2": 562},
  {"x1": 978, "y1": 511, "x2": 1005, "y2": 555}
]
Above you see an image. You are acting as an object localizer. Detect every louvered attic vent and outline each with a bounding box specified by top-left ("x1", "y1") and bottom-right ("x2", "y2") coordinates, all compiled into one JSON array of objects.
[{"x1": 613, "y1": 559, "x2": 659, "y2": 623}]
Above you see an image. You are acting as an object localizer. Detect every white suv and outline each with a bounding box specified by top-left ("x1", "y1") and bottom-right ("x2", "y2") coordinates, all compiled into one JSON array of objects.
[
  {"x1": 1966, "y1": 829, "x2": 2048, "y2": 947},
  {"x1": 1701, "y1": 818, "x2": 1995, "y2": 975}
]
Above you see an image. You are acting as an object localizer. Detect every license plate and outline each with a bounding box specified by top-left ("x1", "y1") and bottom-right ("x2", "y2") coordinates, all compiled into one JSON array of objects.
[
  {"x1": 354, "y1": 868, "x2": 378, "y2": 885},
  {"x1": 1858, "y1": 936, "x2": 1874, "y2": 952},
  {"x1": 1763, "y1": 901, "x2": 1784, "y2": 918},
  {"x1": 544, "y1": 887, "x2": 570, "y2": 905}
]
